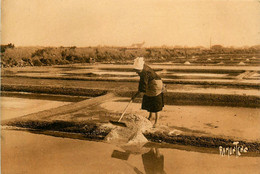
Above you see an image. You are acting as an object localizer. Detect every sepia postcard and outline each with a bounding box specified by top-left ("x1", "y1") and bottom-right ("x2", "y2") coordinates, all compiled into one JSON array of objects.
[{"x1": 1, "y1": 0, "x2": 260, "y2": 173}]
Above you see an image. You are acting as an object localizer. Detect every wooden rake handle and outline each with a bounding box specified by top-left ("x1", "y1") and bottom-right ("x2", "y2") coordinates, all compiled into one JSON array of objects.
[{"x1": 118, "y1": 100, "x2": 133, "y2": 122}]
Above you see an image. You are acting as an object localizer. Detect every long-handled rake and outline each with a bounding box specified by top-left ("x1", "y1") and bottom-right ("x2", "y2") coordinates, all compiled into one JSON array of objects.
[{"x1": 109, "y1": 100, "x2": 133, "y2": 127}]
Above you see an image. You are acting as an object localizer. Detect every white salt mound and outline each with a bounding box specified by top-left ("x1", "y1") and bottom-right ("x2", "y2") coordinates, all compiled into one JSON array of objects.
[
  {"x1": 132, "y1": 114, "x2": 153, "y2": 132},
  {"x1": 127, "y1": 131, "x2": 148, "y2": 145},
  {"x1": 238, "y1": 62, "x2": 245, "y2": 65},
  {"x1": 184, "y1": 61, "x2": 191, "y2": 65},
  {"x1": 104, "y1": 114, "x2": 152, "y2": 145},
  {"x1": 168, "y1": 129, "x2": 182, "y2": 136}
]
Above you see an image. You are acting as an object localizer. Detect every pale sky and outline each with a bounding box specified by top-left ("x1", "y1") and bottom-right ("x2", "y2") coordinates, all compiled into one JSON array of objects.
[{"x1": 1, "y1": 0, "x2": 260, "y2": 47}]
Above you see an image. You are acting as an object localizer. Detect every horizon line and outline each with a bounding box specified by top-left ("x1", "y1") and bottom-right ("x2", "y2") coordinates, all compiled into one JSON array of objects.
[{"x1": 2, "y1": 43, "x2": 260, "y2": 48}]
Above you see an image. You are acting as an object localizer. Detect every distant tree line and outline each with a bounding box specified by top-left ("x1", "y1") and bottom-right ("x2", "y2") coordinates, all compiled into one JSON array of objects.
[
  {"x1": 1, "y1": 43, "x2": 260, "y2": 67},
  {"x1": 1, "y1": 43, "x2": 15, "y2": 53}
]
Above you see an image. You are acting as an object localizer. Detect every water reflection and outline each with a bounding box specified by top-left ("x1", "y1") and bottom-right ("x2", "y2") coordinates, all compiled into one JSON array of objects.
[
  {"x1": 142, "y1": 148, "x2": 166, "y2": 174},
  {"x1": 111, "y1": 150, "x2": 131, "y2": 160},
  {"x1": 111, "y1": 148, "x2": 166, "y2": 174}
]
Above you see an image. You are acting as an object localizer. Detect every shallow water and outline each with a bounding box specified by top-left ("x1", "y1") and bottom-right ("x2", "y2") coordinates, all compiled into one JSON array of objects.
[
  {"x1": 10, "y1": 63, "x2": 260, "y2": 81},
  {"x1": 2, "y1": 130, "x2": 260, "y2": 174},
  {"x1": 1, "y1": 97, "x2": 70, "y2": 120}
]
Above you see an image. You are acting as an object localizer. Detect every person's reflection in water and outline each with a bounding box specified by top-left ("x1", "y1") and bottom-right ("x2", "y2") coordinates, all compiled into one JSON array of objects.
[{"x1": 142, "y1": 148, "x2": 166, "y2": 174}]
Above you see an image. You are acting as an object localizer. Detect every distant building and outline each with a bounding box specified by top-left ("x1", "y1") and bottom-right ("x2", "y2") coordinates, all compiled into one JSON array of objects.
[{"x1": 129, "y1": 41, "x2": 145, "y2": 48}]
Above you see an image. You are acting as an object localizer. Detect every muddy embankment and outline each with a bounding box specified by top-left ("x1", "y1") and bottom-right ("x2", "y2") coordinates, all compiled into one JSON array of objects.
[
  {"x1": 5, "y1": 120, "x2": 260, "y2": 153},
  {"x1": 2, "y1": 82, "x2": 260, "y2": 107},
  {"x1": 4, "y1": 116, "x2": 260, "y2": 153},
  {"x1": 3, "y1": 73, "x2": 260, "y2": 89},
  {"x1": 4, "y1": 120, "x2": 260, "y2": 153}
]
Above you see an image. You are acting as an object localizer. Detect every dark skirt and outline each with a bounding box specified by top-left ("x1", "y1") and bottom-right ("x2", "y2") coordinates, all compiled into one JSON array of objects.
[{"x1": 142, "y1": 93, "x2": 164, "y2": 112}]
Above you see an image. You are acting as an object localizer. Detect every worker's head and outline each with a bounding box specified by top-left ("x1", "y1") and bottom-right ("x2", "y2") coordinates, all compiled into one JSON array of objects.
[{"x1": 133, "y1": 57, "x2": 144, "y2": 73}]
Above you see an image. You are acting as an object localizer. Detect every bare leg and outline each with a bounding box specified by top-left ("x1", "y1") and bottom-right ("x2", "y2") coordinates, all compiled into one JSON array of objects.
[
  {"x1": 153, "y1": 112, "x2": 159, "y2": 127},
  {"x1": 148, "y1": 112, "x2": 152, "y2": 120}
]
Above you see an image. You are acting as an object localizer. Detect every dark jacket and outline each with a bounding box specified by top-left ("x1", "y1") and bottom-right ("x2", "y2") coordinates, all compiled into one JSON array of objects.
[{"x1": 138, "y1": 64, "x2": 163, "y2": 97}]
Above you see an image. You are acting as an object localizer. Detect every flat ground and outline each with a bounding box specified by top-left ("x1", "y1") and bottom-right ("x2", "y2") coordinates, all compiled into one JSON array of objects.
[{"x1": 101, "y1": 98, "x2": 260, "y2": 142}]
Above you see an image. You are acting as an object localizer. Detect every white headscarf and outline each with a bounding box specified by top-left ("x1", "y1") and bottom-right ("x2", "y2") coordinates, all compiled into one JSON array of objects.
[{"x1": 133, "y1": 57, "x2": 144, "y2": 70}]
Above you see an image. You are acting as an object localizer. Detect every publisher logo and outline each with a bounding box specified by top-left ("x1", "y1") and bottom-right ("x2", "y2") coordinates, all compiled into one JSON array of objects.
[{"x1": 219, "y1": 142, "x2": 248, "y2": 157}]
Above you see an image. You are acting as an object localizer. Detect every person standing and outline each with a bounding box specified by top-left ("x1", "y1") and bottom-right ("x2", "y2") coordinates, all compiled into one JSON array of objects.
[{"x1": 131, "y1": 57, "x2": 165, "y2": 127}]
